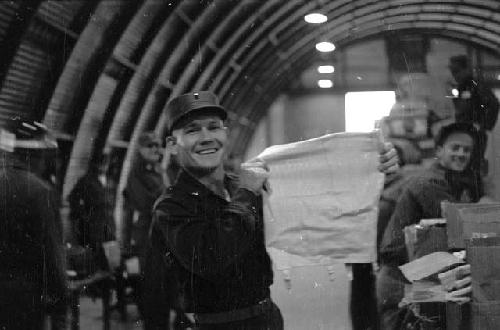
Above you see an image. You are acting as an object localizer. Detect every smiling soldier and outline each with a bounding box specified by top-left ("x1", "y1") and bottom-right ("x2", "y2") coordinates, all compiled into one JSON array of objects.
[
  {"x1": 378, "y1": 122, "x2": 482, "y2": 330},
  {"x1": 142, "y1": 91, "x2": 399, "y2": 330},
  {"x1": 142, "y1": 91, "x2": 281, "y2": 330}
]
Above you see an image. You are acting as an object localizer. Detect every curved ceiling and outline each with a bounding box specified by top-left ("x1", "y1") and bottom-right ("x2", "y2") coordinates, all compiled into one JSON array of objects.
[{"x1": 0, "y1": 0, "x2": 499, "y2": 204}]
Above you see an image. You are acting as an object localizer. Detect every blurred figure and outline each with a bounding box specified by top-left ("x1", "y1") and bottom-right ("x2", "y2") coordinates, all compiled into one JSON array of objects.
[
  {"x1": 0, "y1": 117, "x2": 66, "y2": 329},
  {"x1": 68, "y1": 156, "x2": 116, "y2": 275},
  {"x1": 122, "y1": 131, "x2": 164, "y2": 316},
  {"x1": 448, "y1": 54, "x2": 499, "y2": 174},
  {"x1": 377, "y1": 123, "x2": 481, "y2": 330}
]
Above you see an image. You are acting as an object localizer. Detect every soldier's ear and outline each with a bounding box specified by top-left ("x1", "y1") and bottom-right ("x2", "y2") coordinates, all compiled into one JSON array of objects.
[
  {"x1": 435, "y1": 145, "x2": 443, "y2": 159},
  {"x1": 166, "y1": 136, "x2": 178, "y2": 155}
]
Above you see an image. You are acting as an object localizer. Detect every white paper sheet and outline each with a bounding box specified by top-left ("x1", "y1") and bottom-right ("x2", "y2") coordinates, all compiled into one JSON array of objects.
[{"x1": 257, "y1": 132, "x2": 384, "y2": 269}]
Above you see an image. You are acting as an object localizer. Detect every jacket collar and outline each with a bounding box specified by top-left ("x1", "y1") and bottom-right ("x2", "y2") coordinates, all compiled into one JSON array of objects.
[
  {"x1": 430, "y1": 160, "x2": 480, "y2": 201},
  {"x1": 174, "y1": 169, "x2": 239, "y2": 201}
]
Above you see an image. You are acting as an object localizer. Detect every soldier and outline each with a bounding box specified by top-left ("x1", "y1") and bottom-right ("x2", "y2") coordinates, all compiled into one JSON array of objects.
[
  {"x1": 0, "y1": 117, "x2": 66, "y2": 329},
  {"x1": 143, "y1": 91, "x2": 400, "y2": 329}
]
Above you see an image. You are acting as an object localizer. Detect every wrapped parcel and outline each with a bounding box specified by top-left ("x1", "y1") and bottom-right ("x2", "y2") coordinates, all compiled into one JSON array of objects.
[{"x1": 256, "y1": 132, "x2": 384, "y2": 269}]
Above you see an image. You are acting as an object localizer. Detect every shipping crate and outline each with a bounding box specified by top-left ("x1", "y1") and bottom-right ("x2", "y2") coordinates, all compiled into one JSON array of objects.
[
  {"x1": 446, "y1": 302, "x2": 471, "y2": 330},
  {"x1": 466, "y1": 237, "x2": 500, "y2": 302},
  {"x1": 471, "y1": 301, "x2": 500, "y2": 330},
  {"x1": 443, "y1": 203, "x2": 500, "y2": 249},
  {"x1": 404, "y1": 223, "x2": 448, "y2": 261}
]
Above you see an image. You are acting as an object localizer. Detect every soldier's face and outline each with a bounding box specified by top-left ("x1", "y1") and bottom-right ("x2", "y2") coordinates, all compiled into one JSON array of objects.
[
  {"x1": 138, "y1": 142, "x2": 161, "y2": 164},
  {"x1": 436, "y1": 132, "x2": 474, "y2": 172},
  {"x1": 170, "y1": 115, "x2": 227, "y2": 174}
]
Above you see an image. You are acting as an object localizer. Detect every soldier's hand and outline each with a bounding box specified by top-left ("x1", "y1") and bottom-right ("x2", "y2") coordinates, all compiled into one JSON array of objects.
[
  {"x1": 239, "y1": 160, "x2": 269, "y2": 194},
  {"x1": 378, "y1": 142, "x2": 399, "y2": 174},
  {"x1": 440, "y1": 264, "x2": 472, "y2": 303}
]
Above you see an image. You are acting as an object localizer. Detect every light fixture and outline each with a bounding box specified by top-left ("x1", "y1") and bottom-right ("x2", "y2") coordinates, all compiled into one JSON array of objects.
[
  {"x1": 318, "y1": 79, "x2": 333, "y2": 88},
  {"x1": 315, "y1": 41, "x2": 336, "y2": 52},
  {"x1": 304, "y1": 13, "x2": 327, "y2": 24},
  {"x1": 451, "y1": 88, "x2": 459, "y2": 97},
  {"x1": 317, "y1": 65, "x2": 335, "y2": 74},
  {"x1": 497, "y1": 74, "x2": 500, "y2": 80}
]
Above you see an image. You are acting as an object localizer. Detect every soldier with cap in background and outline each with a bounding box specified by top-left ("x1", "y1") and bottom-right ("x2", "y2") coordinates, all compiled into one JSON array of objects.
[
  {"x1": 0, "y1": 116, "x2": 67, "y2": 329},
  {"x1": 122, "y1": 131, "x2": 164, "y2": 316},
  {"x1": 448, "y1": 54, "x2": 499, "y2": 176}
]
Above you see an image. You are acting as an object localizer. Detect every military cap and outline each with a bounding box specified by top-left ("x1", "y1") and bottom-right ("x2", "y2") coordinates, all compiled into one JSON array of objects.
[
  {"x1": 0, "y1": 116, "x2": 57, "y2": 152},
  {"x1": 165, "y1": 91, "x2": 227, "y2": 133}
]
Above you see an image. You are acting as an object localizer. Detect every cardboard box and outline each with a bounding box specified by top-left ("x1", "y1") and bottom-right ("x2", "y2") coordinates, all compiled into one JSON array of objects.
[
  {"x1": 404, "y1": 223, "x2": 448, "y2": 261},
  {"x1": 472, "y1": 301, "x2": 500, "y2": 330},
  {"x1": 447, "y1": 302, "x2": 471, "y2": 330},
  {"x1": 466, "y1": 237, "x2": 500, "y2": 302},
  {"x1": 443, "y1": 203, "x2": 500, "y2": 249}
]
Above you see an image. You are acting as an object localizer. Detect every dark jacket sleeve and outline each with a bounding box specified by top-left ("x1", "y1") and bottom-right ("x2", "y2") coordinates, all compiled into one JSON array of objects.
[
  {"x1": 39, "y1": 186, "x2": 67, "y2": 328},
  {"x1": 475, "y1": 83, "x2": 499, "y2": 130},
  {"x1": 153, "y1": 188, "x2": 259, "y2": 282},
  {"x1": 124, "y1": 167, "x2": 163, "y2": 213},
  {"x1": 379, "y1": 175, "x2": 452, "y2": 265},
  {"x1": 142, "y1": 222, "x2": 171, "y2": 330}
]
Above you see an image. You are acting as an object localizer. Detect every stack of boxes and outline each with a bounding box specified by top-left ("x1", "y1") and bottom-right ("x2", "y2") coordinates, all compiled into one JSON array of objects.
[{"x1": 444, "y1": 202, "x2": 500, "y2": 330}]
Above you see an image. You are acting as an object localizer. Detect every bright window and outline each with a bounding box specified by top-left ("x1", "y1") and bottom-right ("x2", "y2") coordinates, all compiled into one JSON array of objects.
[{"x1": 345, "y1": 91, "x2": 395, "y2": 132}]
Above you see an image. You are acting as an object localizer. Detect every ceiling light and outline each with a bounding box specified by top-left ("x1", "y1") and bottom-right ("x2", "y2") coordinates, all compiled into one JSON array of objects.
[
  {"x1": 315, "y1": 41, "x2": 336, "y2": 52},
  {"x1": 318, "y1": 80, "x2": 333, "y2": 88},
  {"x1": 451, "y1": 88, "x2": 459, "y2": 97},
  {"x1": 317, "y1": 65, "x2": 335, "y2": 74},
  {"x1": 304, "y1": 13, "x2": 327, "y2": 24}
]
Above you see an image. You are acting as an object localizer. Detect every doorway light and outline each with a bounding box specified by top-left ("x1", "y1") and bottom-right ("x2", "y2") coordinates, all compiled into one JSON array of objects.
[
  {"x1": 304, "y1": 13, "x2": 327, "y2": 24},
  {"x1": 315, "y1": 41, "x2": 335, "y2": 52},
  {"x1": 345, "y1": 91, "x2": 395, "y2": 132},
  {"x1": 317, "y1": 65, "x2": 335, "y2": 74}
]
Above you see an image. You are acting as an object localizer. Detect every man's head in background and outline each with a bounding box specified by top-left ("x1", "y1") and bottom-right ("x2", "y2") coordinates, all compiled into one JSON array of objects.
[
  {"x1": 0, "y1": 116, "x2": 58, "y2": 178},
  {"x1": 435, "y1": 122, "x2": 477, "y2": 172},
  {"x1": 164, "y1": 91, "x2": 228, "y2": 177},
  {"x1": 138, "y1": 131, "x2": 162, "y2": 164},
  {"x1": 448, "y1": 55, "x2": 472, "y2": 85}
]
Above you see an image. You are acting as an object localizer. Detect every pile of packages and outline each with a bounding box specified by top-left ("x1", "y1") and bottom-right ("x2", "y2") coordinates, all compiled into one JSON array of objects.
[{"x1": 399, "y1": 202, "x2": 500, "y2": 330}]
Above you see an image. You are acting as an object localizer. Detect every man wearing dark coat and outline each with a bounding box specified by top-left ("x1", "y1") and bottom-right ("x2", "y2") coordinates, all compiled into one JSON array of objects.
[
  {"x1": 123, "y1": 131, "x2": 164, "y2": 316},
  {"x1": 448, "y1": 54, "x2": 499, "y2": 175},
  {"x1": 377, "y1": 122, "x2": 481, "y2": 330},
  {"x1": 0, "y1": 117, "x2": 67, "y2": 329},
  {"x1": 143, "y1": 91, "x2": 400, "y2": 329}
]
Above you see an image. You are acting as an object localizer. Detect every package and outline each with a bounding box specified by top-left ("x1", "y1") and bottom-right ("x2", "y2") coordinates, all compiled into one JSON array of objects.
[
  {"x1": 256, "y1": 132, "x2": 384, "y2": 268},
  {"x1": 404, "y1": 219, "x2": 448, "y2": 261},
  {"x1": 472, "y1": 301, "x2": 500, "y2": 330},
  {"x1": 466, "y1": 237, "x2": 500, "y2": 302},
  {"x1": 399, "y1": 251, "x2": 464, "y2": 283},
  {"x1": 443, "y1": 202, "x2": 500, "y2": 249}
]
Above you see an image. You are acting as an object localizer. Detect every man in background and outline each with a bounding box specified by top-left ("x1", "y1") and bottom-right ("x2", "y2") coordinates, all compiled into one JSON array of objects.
[
  {"x1": 448, "y1": 54, "x2": 499, "y2": 176},
  {"x1": 123, "y1": 131, "x2": 164, "y2": 315},
  {"x1": 0, "y1": 117, "x2": 67, "y2": 329},
  {"x1": 378, "y1": 122, "x2": 481, "y2": 330}
]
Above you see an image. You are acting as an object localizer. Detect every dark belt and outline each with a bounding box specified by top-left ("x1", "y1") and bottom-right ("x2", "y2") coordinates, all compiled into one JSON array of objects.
[{"x1": 193, "y1": 298, "x2": 273, "y2": 325}]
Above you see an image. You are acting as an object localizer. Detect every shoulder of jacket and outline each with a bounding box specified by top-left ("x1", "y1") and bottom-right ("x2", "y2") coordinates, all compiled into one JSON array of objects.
[
  {"x1": 152, "y1": 187, "x2": 195, "y2": 218},
  {"x1": 405, "y1": 171, "x2": 447, "y2": 195}
]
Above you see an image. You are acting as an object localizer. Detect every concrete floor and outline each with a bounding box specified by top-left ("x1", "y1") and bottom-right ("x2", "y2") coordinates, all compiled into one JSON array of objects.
[
  {"x1": 78, "y1": 297, "x2": 142, "y2": 330},
  {"x1": 77, "y1": 263, "x2": 353, "y2": 330}
]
